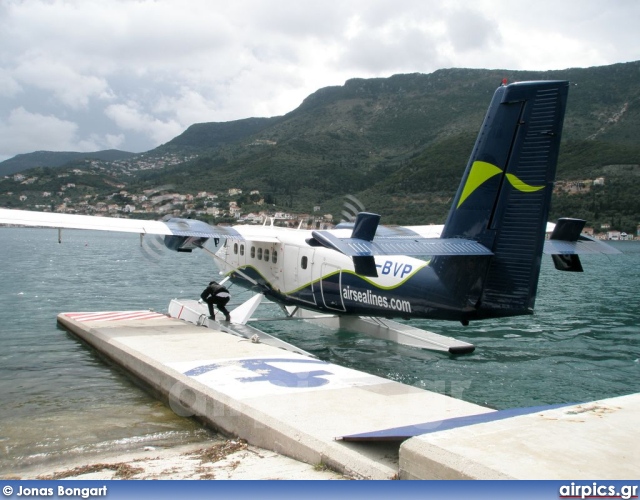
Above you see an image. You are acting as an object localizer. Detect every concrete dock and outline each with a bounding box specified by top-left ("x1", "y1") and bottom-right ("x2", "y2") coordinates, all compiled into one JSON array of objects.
[
  {"x1": 57, "y1": 309, "x2": 639, "y2": 479},
  {"x1": 400, "y1": 393, "x2": 640, "y2": 479}
]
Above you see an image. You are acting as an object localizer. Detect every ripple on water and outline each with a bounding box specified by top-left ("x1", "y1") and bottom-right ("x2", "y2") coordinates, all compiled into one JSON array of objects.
[{"x1": 0, "y1": 230, "x2": 639, "y2": 468}]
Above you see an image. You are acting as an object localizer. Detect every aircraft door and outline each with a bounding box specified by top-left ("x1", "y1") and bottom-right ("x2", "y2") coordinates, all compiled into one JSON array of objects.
[
  {"x1": 320, "y1": 262, "x2": 345, "y2": 312},
  {"x1": 237, "y1": 241, "x2": 247, "y2": 270},
  {"x1": 227, "y1": 240, "x2": 244, "y2": 270},
  {"x1": 224, "y1": 239, "x2": 244, "y2": 268},
  {"x1": 268, "y1": 243, "x2": 280, "y2": 282},
  {"x1": 283, "y1": 244, "x2": 316, "y2": 305}
]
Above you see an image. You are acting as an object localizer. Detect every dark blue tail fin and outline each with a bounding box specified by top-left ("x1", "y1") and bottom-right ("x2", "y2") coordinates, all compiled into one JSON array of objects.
[{"x1": 440, "y1": 80, "x2": 569, "y2": 319}]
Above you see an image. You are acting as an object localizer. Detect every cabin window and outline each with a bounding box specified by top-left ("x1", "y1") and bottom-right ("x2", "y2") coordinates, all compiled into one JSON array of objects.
[
  {"x1": 233, "y1": 243, "x2": 238, "y2": 255},
  {"x1": 264, "y1": 249, "x2": 270, "y2": 261},
  {"x1": 251, "y1": 246, "x2": 255, "y2": 258},
  {"x1": 257, "y1": 248, "x2": 263, "y2": 260},
  {"x1": 272, "y1": 250, "x2": 278, "y2": 264},
  {"x1": 301, "y1": 256, "x2": 308, "y2": 269},
  {"x1": 240, "y1": 244, "x2": 244, "y2": 256}
]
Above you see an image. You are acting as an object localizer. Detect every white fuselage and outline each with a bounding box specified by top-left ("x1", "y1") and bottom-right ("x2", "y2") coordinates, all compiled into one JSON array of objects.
[{"x1": 214, "y1": 223, "x2": 441, "y2": 316}]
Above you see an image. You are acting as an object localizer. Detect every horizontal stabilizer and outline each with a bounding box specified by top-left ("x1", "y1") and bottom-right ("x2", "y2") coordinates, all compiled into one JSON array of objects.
[
  {"x1": 543, "y1": 239, "x2": 621, "y2": 255},
  {"x1": 545, "y1": 217, "x2": 620, "y2": 255},
  {"x1": 311, "y1": 229, "x2": 493, "y2": 258},
  {"x1": 544, "y1": 218, "x2": 621, "y2": 272}
]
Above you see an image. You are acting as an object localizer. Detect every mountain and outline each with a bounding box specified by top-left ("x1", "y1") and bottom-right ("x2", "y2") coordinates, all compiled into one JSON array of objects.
[
  {"x1": 140, "y1": 62, "x2": 640, "y2": 228},
  {"x1": 0, "y1": 150, "x2": 136, "y2": 176},
  {"x1": 2, "y1": 62, "x2": 640, "y2": 232},
  {"x1": 165, "y1": 117, "x2": 283, "y2": 150}
]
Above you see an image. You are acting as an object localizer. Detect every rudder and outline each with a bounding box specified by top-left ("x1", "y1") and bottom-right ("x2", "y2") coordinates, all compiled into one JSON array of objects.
[{"x1": 440, "y1": 80, "x2": 569, "y2": 318}]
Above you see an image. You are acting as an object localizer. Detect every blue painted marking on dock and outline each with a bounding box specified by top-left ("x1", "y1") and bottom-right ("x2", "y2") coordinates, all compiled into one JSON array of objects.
[
  {"x1": 339, "y1": 402, "x2": 578, "y2": 441},
  {"x1": 185, "y1": 357, "x2": 333, "y2": 388}
]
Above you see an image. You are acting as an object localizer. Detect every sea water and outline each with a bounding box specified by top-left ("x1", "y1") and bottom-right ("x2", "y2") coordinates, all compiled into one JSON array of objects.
[{"x1": 0, "y1": 227, "x2": 638, "y2": 472}]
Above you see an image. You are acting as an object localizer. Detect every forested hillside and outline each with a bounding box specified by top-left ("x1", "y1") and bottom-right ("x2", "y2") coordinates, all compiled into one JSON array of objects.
[{"x1": 2, "y1": 62, "x2": 639, "y2": 232}]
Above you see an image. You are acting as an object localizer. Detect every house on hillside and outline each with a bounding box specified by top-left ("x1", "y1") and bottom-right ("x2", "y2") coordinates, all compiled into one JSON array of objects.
[{"x1": 607, "y1": 230, "x2": 621, "y2": 240}]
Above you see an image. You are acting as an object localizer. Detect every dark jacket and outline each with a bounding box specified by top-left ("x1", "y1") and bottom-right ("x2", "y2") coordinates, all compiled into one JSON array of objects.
[{"x1": 201, "y1": 283, "x2": 230, "y2": 301}]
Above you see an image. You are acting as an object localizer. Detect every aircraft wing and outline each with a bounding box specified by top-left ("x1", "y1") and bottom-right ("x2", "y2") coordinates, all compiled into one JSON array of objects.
[
  {"x1": 335, "y1": 221, "x2": 445, "y2": 239},
  {"x1": 0, "y1": 208, "x2": 172, "y2": 234},
  {"x1": 0, "y1": 208, "x2": 242, "y2": 248}
]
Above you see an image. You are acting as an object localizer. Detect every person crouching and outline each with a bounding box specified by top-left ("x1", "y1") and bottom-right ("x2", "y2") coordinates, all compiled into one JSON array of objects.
[{"x1": 200, "y1": 280, "x2": 231, "y2": 322}]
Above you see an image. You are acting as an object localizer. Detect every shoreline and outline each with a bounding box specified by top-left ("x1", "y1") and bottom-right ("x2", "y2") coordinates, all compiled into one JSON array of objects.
[{"x1": 3, "y1": 437, "x2": 347, "y2": 480}]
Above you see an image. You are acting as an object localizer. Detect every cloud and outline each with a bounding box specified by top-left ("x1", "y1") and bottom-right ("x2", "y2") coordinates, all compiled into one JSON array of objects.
[
  {"x1": 105, "y1": 102, "x2": 183, "y2": 146},
  {"x1": 14, "y1": 56, "x2": 112, "y2": 109},
  {"x1": 0, "y1": 0, "x2": 638, "y2": 162},
  {"x1": 0, "y1": 108, "x2": 126, "y2": 161},
  {"x1": 0, "y1": 108, "x2": 81, "y2": 156},
  {"x1": 445, "y1": 9, "x2": 500, "y2": 53},
  {"x1": 338, "y1": 27, "x2": 443, "y2": 74},
  {"x1": 0, "y1": 69, "x2": 22, "y2": 98}
]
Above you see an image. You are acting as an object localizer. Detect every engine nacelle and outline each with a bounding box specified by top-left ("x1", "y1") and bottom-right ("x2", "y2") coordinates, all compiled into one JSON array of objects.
[{"x1": 163, "y1": 235, "x2": 209, "y2": 252}]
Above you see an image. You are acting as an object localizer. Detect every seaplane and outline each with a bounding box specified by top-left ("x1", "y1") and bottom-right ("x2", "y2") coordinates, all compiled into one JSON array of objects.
[{"x1": 0, "y1": 80, "x2": 620, "y2": 355}]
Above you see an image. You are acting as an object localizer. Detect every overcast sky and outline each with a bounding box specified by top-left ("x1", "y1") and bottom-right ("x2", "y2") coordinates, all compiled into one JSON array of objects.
[{"x1": 1, "y1": 0, "x2": 638, "y2": 162}]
